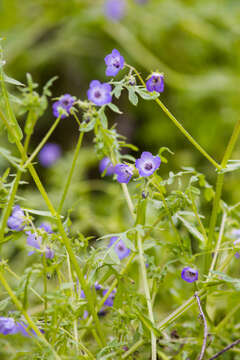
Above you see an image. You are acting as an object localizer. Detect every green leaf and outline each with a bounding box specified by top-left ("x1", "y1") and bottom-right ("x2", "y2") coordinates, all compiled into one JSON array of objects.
[
  {"x1": 3, "y1": 74, "x2": 24, "y2": 86},
  {"x1": 128, "y1": 87, "x2": 138, "y2": 106},
  {"x1": 176, "y1": 214, "x2": 204, "y2": 242},
  {"x1": 134, "y1": 307, "x2": 162, "y2": 337},
  {"x1": 113, "y1": 84, "x2": 123, "y2": 99},
  {"x1": 136, "y1": 88, "x2": 159, "y2": 100},
  {"x1": 108, "y1": 103, "x2": 122, "y2": 114},
  {"x1": 99, "y1": 107, "x2": 108, "y2": 128},
  {"x1": 0, "y1": 146, "x2": 21, "y2": 167}
]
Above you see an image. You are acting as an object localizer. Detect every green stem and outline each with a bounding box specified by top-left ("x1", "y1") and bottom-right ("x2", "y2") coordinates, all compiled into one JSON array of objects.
[
  {"x1": 137, "y1": 231, "x2": 157, "y2": 360},
  {"x1": 121, "y1": 183, "x2": 135, "y2": 219},
  {"x1": 0, "y1": 270, "x2": 61, "y2": 360},
  {"x1": 42, "y1": 255, "x2": 48, "y2": 335},
  {"x1": 0, "y1": 108, "x2": 106, "y2": 346},
  {"x1": 58, "y1": 131, "x2": 84, "y2": 213},
  {"x1": 206, "y1": 119, "x2": 240, "y2": 271},
  {"x1": 130, "y1": 65, "x2": 221, "y2": 170},
  {"x1": 23, "y1": 115, "x2": 62, "y2": 169}
]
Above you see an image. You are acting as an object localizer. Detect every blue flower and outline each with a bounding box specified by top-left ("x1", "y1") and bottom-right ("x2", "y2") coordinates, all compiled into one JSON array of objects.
[
  {"x1": 108, "y1": 236, "x2": 130, "y2": 260},
  {"x1": 7, "y1": 206, "x2": 25, "y2": 231},
  {"x1": 104, "y1": 49, "x2": 125, "y2": 77},
  {"x1": 45, "y1": 247, "x2": 55, "y2": 259},
  {"x1": 87, "y1": 80, "x2": 112, "y2": 106},
  {"x1": 181, "y1": 267, "x2": 198, "y2": 283},
  {"x1": 99, "y1": 157, "x2": 114, "y2": 176},
  {"x1": 146, "y1": 72, "x2": 164, "y2": 93},
  {"x1": 135, "y1": 152, "x2": 161, "y2": 177},
  {"x1": 102, "y1": 289, "x2": 116, "y2": 307},
  {"x1": 95, "y1": 282, "x2": 102, "y2": 291},
  {"x1": 38, "y1": 143, "x2": 61, "y2": 168},
  {"x1": 114, "y1": 164, "x2": 133, "y2": 183},
  {"x1": 26, "y1": 231, "x2": 41, "y2": 256},
  {"x1": 52, "y1": 94, "x2": 75, "y2": 119},
  {"x1": 39, "y1": 222, "x2": 53, "y2": 234},
  {"x1": 104, "y1": 0, "x2": 126, "y2": 21},
  {"x1": 0, "y1": 317, "x2": 18, "y2": 335}
]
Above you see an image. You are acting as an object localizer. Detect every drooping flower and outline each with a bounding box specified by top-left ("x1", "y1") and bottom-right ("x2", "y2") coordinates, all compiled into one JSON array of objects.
[
  {"x1": 45, "y1": 247, "x2": 55, "y2": 259},
  {"x1": 87, "y1": 80, "x2": 112, "y2": 106},
  {"x1": 38, "y1": 143, "x2": 61, "y2": 168},
  {"x1": 104, "y1": 0, "x2": 126, "y2": 21},
  {"x1": 108, "y1": 236, "x2": 130, "y2": 260},
  {"x1": 95, "y1": 282, "x2": 102, "y2": 291},
  {"x1": 146, "y1": 72, "x2": 164, "y2": 93},
  {"x1": 99, "y1": 157, "x2": 114, "y2": 176},
  {"x1": 102, "y1": 289, "x2": 116, "y2": 307},
  {"x1": 114, "y1": 164, "x2": 133, "y2": 183},
  {"x1": 104, "y1": 49, "x2": 125, "y2": 77},
  {"x1": 52, "y1": 94, "x2": 75, "y2": 119},
  {"x1": 135, "y1": 152, "x2": 161, "y2": 177},
  {"x1": 7, "y1": 205, "x2": 25, "y2": 231},
  {"x1": 181, "y1": 267, "x2": 198, "y2": 283},
  {"x1": 0, "y1": 317, "x2": 18, "y2": 335}
]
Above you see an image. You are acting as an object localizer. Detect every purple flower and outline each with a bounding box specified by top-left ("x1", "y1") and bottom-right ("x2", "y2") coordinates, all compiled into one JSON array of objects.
[
  {"x1": 39, "y1": 222, "x2": 53, "y2": 234},
  {"x1": 7, "y1": 205, "x2": 25, "y2": 231},
  {"x1": 87, "y1": 80, "x2": 112, "y2": 106},
  {"x1": 181, "y1": 267, "x2": 198, "y2": 283},
  {"x1": 104, "y1": 49, "x2": 125, "y2": 77},
  {"x1": 0, "y1": 317, "x2": 18, "y2": 335},
  {"x1": 108, "y1": 236, "x2": 130, "y2": 260},
  {"x1": 38, "y1": 143, "x2": 61, "y2": 168},
  {"x1": 99, "y1": 157, "x2": 114, "y2": 176},
  {"x1": 146, "y1": 72, "x2": 164, "y2": 93},
  {"x1": 235, "y1": 252, "x2": 240, "y2": 259},
  {"x1": 114, "y1": 164, "x2": 133, "y2": 183},
  {"x1": 45, "y1": 247, "x2": 55, "y2": 259},
  {"x1": 26, "y1": 231, "x2": 41, "y2": 256},
  {"x1": 52, "y1": 94, "x2": 75, "y2": 119},
  {"x1": 104, "y1": 0, "x2": 126, "y2": 21},
  {"x1": 95, "y1": 282, "x2": 102, "y2": 291},
  {"x1": 102, "y1": 289, "x2": 116, "y2": 307},
  {"x1": 135, "y1": 152, "x2": 161, "y2": 177}
]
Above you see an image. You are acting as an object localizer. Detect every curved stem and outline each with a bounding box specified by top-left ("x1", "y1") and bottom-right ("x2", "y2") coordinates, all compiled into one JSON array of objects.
[
  {"x1": 58, "y1": 131, "x2": 84, "y2": 213},
  {"x1": 130, "y1": 65, "x2": 221, "y2": 170},
  {"x1": 23, "y1": 115, "x2": 62, "y2": 169}
]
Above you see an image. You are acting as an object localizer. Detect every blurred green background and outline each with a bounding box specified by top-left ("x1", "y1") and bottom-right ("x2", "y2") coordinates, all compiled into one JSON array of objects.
[{"x1": 1, "y1": 0, "x2": 240, "y2": 224}]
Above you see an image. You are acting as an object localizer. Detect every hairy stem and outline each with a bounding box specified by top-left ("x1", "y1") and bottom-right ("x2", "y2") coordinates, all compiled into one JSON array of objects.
[{"x1": 195, "y1": 293, "x2": 208, "y2": 360}]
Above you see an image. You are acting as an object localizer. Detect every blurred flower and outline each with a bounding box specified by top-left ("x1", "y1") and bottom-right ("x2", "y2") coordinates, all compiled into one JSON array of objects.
[
  {"x1": 232, "y1": 229, "x2": 240, "y2": 259},
  {"x1": 105, "y1": 49, "x2": 125, "y2": 77},
  {"x1": 114, "y1": 164, "x2": 133, "y2": 183},
  {"x1": 99, "y1": 157, "x2": 114, "y2": 176},
  {"x1": 38, "y1": 143, "x2": 61, "y2": 168},
  {"x1": 108, "y1": 236, "x2": 130, "y2": 260},
  {"x1": 102, "y1": 289, "x2": 116, "y2": 307},
  {"x1": 104, "y1": 0, "x2": 126, "y2": 21},
  {"x1": 181, "y1": 267, "x2": 198, "y2": 283},
  {"x1": 7, "y1": 205, "x2": 25, "y2": 231},
  {"x1": 26, "y1": 231, "x2": 41, "y2": 256},
  {"x1": 39, "y1": 222, "x2": 53, "y2": 234},
  {"x1": 0, "y1": 317, "x2": 18, "y2": 335},
  {"x1": 87, "y1": 80, "x2": 112, "y2": 106},
  {"x1": 146, "y1": 72, "x2": 164, "y2": 93},
  {"x1": 45, "y1": 247, "x2": 55, "y2": 259},
  {"x1": 95, "y1": 282, "x2": 102, "y2": 291},
  {"x1": 52, "y1": 94, "x2": 75, "y2": 119},
  {"x1": 135, "y1": 152, "x2": 161, "y2": 177}
]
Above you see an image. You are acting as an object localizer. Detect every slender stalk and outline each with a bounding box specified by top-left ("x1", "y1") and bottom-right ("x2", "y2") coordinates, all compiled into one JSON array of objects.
[
  {"x1": 23, "y1": 115, "x2": 62, "y2": 169},
  {"x1": 66, "y1": 252, "x2": 79, "y2": 353},
  {"x1": 0, "y1": 271, "x2": 61, "y2": 360},
  {"x1": 121, "y1": 183, "x2": 135, "y2": 219},
  {"x1": 60, "y1": 327, "x2": 96, "y2": 360},
  {"x1": 130, "y1": 65, "x2": 221, "y2": 170},
  {"x1": 207, "y1": 212, "x2": 226, "y2": 279},
  {"x1": 137, "y1": 232, "x2": 157, "y2": 360},
  {"x1": 42, "y1": 255, "x2": 48, "y2": 335},
  {"x1": 58, "y1": 131, "x2": 84, "y2": 213},
  {"x1": 194, "y1": 293, "x2": 208, "y2": 360},
  {"x1": 208, "y1": 339, "x2": 240, "y2": 360}
]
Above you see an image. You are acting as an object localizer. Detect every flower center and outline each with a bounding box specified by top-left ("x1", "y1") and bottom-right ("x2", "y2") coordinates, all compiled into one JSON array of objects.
[
  {"x1": 113, "y1": 59, "x2": 120, "y2": 68},
  {"x1": 117, "y1": 244, "x2": 124, "y2": 251},
  {"x1": 186, "y1": 270, "x2": 196, "y2": 278},
  {"x1": 94, "y1": 90, "x2": 102, "y2": 98},
  {"x1": 62, "y1": 99, "x2": 70, "y2": 106},
  {"x1": 144, "y1": 162, "x2": 153, "y2": 171}
]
